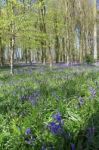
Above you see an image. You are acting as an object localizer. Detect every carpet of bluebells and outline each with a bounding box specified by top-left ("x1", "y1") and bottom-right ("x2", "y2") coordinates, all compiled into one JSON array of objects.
[{"x1": 0, "y1": 64, "x2": 99, "y2": 150}]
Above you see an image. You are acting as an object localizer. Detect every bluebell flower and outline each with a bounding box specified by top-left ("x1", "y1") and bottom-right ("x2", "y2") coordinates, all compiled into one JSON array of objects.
[
  {"x1": 52, "y1": 112, "x2": 62, "y2": 123},
  {"x1": 25, "y1": 128, "x2": 36, "y2": 145},
  {"x1": 78, "y1": 97, "x2": 84, "y2": 107},
  {"x1": 21, "y1": 96, "x2": 25, "y2": 101},
  {"x1": 87, "y1": 127, "x2": 95, "y2": 142},
  {"x1": 76, "y1": 97, "x2": 84, "y2": 109},
  {"x1": 71, "y1": 143, "x2": 75, "y2": 150},
  {"x1": 89, "y1": 87, "x2": 96, "y2": 98},
  {"x1": 87, "y1": 127, "x2": 95, "y2": 136},
  {"x1": 25, "y1": 135, "x2": 36, "y2": 145},
  {"x1": 25, "y1": 138, "x2": 32, "y2": 145},
  {"x1": 41, "y1": 144, "x2": 46, "y2": 150},
  {"x1": 25, "y1": 128, "x2": 31, "y2": 135},
  {"x1": 52, "y1": 112, "x2": 64, "y2": 126},
  {"x1": 48, "y1": 122, "x2": 62, "y2": 135}
]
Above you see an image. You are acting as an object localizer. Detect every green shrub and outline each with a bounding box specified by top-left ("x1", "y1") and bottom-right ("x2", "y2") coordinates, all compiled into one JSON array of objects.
[{"x1": 84, "y1": 54, "x2": 94, "y2": 64}]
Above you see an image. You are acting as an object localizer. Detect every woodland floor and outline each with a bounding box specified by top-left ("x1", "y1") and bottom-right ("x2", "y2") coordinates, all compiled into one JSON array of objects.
[{"x1": 0, "y1": 64, "x2": 99, "y2": 150}]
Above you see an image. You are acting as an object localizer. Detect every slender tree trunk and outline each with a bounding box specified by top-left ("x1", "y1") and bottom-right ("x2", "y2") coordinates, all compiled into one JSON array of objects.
[
  {"x1": 39, "y1": 0, "x2": 46, "y2": 64},
  {"x1": 94, "y1": 22, "x2": 97, "y2": 60},
  {"x1": 30, "y1": 50, "x2": 33, "y2": 64},
  {"x1": 49, "y1": 44, "x2": 53, "y2": 67},
  {"x1": 25, "y1": 49, "x2": 28, "y2": 64},
  {"x1": 29, "y1": 49, "x2": 32, "y2": 64},
  {"x1": 0, "y1": 37, "x2": 4, "y2": 66},
  {"x1": 41, "y1": 41, "x2": 46, "y2": 64},
  {"x1": 55, "y1": 36, "x2": 60, "y2": 63},
  {"x1": 93, "y1": 0, "x2": 97, "y2": 60},
  {"x1": 10, "y1": 36, "x2": 15, "y2": 75},
  {"x1": 62, "y1": 37, "x2": 66, "y2": 62}
]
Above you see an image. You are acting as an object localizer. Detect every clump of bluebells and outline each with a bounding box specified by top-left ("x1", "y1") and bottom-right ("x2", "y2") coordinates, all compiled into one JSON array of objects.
[
  {"x1": 47, "y1": 112, "x2": 64, "y2": 135},
  {"x1": 47, "y1": 113, "x2": 76, "y2": 149},
  {"x1": 24, "y1": 128, "x2": 36, "y2": 145},
  {"x1": 89, "y1": 87, "x2": 96, "y2": 98}
]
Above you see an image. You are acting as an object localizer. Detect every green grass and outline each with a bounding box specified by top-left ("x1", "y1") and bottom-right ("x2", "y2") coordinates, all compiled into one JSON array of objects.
[{"x1": 0, "y1": 65, "x2": 99, "y2": 150}]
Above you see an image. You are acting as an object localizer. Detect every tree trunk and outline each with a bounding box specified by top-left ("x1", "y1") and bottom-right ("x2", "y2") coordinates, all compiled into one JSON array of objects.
[
  {"x1": 62, "y1": 37, "x2": 66, "y2": 62},
  {"x1": 39, "y1": 1, "x2": 46, "y2": 65},
  {"x1": 55, "y1": 36, "x2": 60, "y2": 63},
  {"x1": 94, "y1": 22, "x2": 97, "y2": 60},
  {"x1": 25, "y1": 49, "x2": 28, "y2": 64},
  {"x1": 10, "y1": 36, "x2": 15, "y2": 75},
  {"x1": 93, "y1": 0, "x2": 97, "y2": 60},
  {"x1": 49, "y1": 45, "x2": 53, "y2": 67},
  {"x1": 0, "y1": 37, "x2": 4, "y2": 66}
]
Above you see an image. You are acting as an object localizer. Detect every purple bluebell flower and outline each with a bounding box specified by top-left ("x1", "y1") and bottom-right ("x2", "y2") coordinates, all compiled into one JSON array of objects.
[
  {"x1": 52, "y1": 112, "x2": 62, "y2": 123},
  {"x1": 25, "y1": 128, "x2": 31, "y2": 135},
  {"x1": 78, "y1": 97, "x2": 84, "y2": 107},
  {"x1": 25, "y1": 138, "x2": 32, "y2": 145},
  {"x1": 87, "y1": 127, "x2": 95, "y2": 136},
  {"x1": 89, "y1": 87, "x2": 96, "y2": 98},
  {"x1": 41, "y1": 144, "x2": 46, "y2": 150},
  {"x1": 87, "y1": 127, "x2": 95, "y2": 142},
  {"x1": 48, "y1": 122, "x2": 62, "y2": 135},
  {"x1": 52, "y1": 112, "x2": 64, "y2": 125},
  {"x1": 25, "y1": 135, "x2": 36, "y2": 145},
  {"x1": 77, "y1": 97, "x2": 84, "y2": 109},
  {"x1": 71, "y1": 143, "x2": 75, "y2": 150},
  {"x1": 25, "y1": 132, "x2": 36, "y2": 145}
]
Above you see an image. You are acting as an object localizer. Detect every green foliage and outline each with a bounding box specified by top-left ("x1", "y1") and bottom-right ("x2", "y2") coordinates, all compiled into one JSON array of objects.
[
  {"x1": 0, "y1": 0, "x2": 95, "y2": 64},
  {"x1": 84, "y1": 54, "x2": 94, "y2": 64}
]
